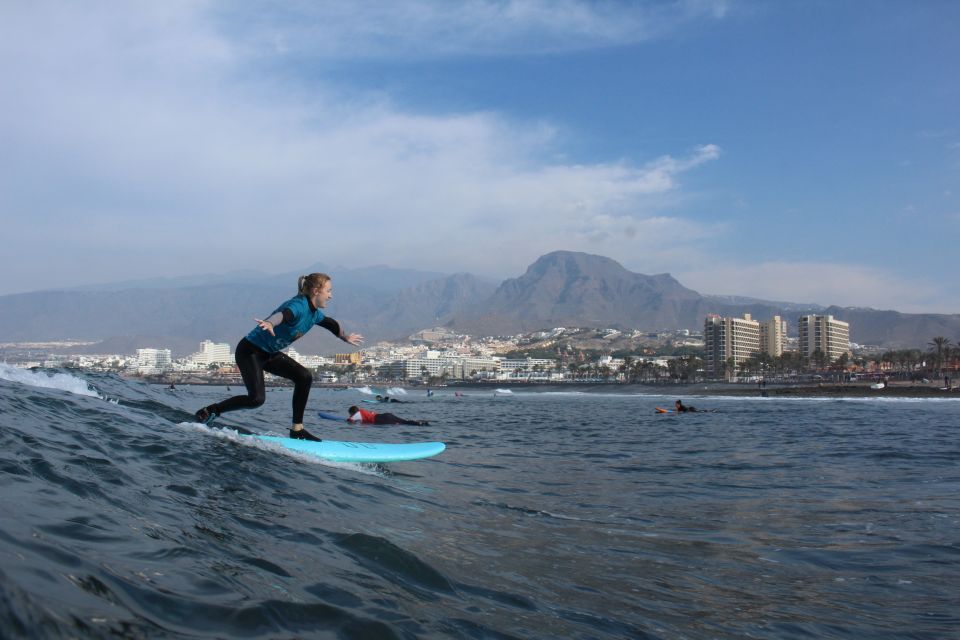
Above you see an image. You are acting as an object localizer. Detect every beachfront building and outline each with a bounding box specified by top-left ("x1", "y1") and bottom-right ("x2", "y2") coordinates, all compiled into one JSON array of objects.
[
  {"x1": 461, "y1": 356, "x2": 500, "y2": 379},
  {"x1": 377, "y1": 354, "x2": 503, "y2": 381},
  {"x1": 135, "y1": 348, "x2": 172, "y2": 374},
  {"x1": 299, "y1": 353, "x2": 333, "y2": 369},
  {"x1": 384, "y1": 357, "x2": 461, "y2": 381},
  {"x1": 499, "y1": 358, "x2": 557, "y2": 380},
  {"x1": 798, "y1": 315, "x2": 851, "y2": 365},
  {"x1": 704, "y1": 313, "x2": 761, "y2": 379},
  {"x1": 188, "y1": 340, "x2": 232, "y2": 367},
  {"x1": 759, "y1": 316, "x2": 786, "y2": 357}
]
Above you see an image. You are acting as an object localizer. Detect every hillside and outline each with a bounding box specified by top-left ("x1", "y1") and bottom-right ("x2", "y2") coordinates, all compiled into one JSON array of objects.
[{"x1": 1, "y1": 251, "x2": 957, "y2": 353}]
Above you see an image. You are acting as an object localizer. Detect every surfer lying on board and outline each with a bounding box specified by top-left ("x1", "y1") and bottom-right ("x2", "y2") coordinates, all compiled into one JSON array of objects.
[
  {"x1": 375, "y1": 394, "x2": 405, "y2": 403},
  {"x1": 348, "y1": 406, "x2": 429, "y2": 426},
  {"x1": 675, "y1": 400, "x2": 697, "y2": 413},
  {"x1": 194, "y1": 273, "x2": 363, "y2": 442}
]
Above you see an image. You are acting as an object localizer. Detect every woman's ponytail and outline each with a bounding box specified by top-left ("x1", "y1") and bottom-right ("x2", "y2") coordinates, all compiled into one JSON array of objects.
[{"x1": 298, "y1": 272, "x2": 331, "y2": 296}]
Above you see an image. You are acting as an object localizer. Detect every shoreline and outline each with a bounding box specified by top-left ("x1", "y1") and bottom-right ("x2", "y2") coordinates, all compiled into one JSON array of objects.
[
  {"x1": 453, "y1": 381, "x2": 960, "y2": 398},
  {"x1": 151, "y1": 378, "x2": 960, "y2": 398}
]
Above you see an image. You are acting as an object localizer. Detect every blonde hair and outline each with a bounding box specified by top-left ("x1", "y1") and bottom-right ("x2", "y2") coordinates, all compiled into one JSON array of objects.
[{"x1": 298, "y1": 272, "x2": 331, "y2": 296}]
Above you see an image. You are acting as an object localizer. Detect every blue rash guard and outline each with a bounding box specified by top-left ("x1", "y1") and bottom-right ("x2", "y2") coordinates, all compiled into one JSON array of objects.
[{"x1": 245, "y1": 295, "x2": 339, "y2": 353}]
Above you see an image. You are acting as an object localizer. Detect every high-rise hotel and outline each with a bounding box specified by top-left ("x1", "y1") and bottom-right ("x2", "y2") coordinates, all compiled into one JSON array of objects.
[
  {"x1": 797, "y1": 314, "x2": 850, "y2": 363},
  {"x1": 704, "y1": 314, "x2": 787, "y2": 378},
  {"x1": 759, "y1": 316, "x2": 786, "y2": 357},
  {"x1": 704, "y1": 313, "x2": 758, "y2": 378}
]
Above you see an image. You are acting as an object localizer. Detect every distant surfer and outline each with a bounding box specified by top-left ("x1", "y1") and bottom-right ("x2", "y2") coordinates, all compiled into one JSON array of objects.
[
  {"x1": 348, "y1": 406, "x2": 429, "y2": 426},
  {"x1": 375, "y1": 394, "x2": 405, "y2": 403},
  {"x1": 193, "y1": 273, "x2": 363, "y2": 441},
  {"x1": 675, "y1": 399, "x2": 697, "y2": 413}
]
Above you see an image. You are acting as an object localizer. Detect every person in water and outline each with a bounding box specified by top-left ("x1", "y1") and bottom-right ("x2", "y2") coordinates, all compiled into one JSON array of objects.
[
  {"x1": 374, "y1": 394, "x2": 404, "y2": 403},
  {"x1": 194, "y1": 273, "x2": 363, "y2": 441},
  {"x1": 675, "y1": 399, "x2": 697, "y2": 413},
  {"x1": 347, "y1": 406, "x2": 429, "y2": 426}
]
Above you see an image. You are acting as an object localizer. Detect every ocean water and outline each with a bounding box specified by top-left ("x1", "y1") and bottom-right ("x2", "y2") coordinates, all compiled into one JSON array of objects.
[{"x1": 1, "y1": 365, "x2": 958, "y2": 639}]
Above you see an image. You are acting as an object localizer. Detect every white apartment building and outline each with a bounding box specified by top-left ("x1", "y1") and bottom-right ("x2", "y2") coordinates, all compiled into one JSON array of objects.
[
  {"x1": 597, "y1": 355, "x2": 626, "y2": 373},
  {"x1": 798, "y1": 315, "x2": 851, "y2": 364},
  {"x1": 499, "y1": 358, "x2": 556, "y2": 377},
  {"x1": 297, "y1": 354, "x2": 333, "y2": 368},
  {"x1": 189, "y1": 340, "x2": 232, "y2": 367},
  {"x1": 461, "y1": 357, "x2": 500, "y2": 378},
  {"x1": 704, "y1": 313, "x2": 761, "y2": 378},
  {"x1": 759, "y1": 316, "x2": 786, "y2": 357},
  {"x1": 378, "y1": 355, "x2": 504, "y2": 380},
  {"x1": 136, "y1": 348, "x2": 172, "y2": 374},
  {"x1": 386, "y1": 357, "x2": 460, "y2": 380}
]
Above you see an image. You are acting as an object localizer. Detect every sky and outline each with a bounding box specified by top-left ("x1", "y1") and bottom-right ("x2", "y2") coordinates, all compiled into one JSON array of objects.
[{"x1": 2, "y1": 0, "x2": 958, "y2": 312}]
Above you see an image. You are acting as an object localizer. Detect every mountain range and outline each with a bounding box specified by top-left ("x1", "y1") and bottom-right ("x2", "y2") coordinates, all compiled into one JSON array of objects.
[{"x1": 1, "y1": 251, "x2": 957, "y2": 355}]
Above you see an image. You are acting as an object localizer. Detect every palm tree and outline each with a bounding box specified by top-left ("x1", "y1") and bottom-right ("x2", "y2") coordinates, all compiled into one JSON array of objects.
[
  {"x1": 620, "y1": 356, "x2": 634, "y2": 383},
  {"x1": 834, "y1": 352, "x2": 850, "y2": 370},
  {"x1": 928, "y1": 336, "x2": 952, "y2": 375},
  {"x1": 725, "y1": 357, "x2": 737, "y2": 381}
]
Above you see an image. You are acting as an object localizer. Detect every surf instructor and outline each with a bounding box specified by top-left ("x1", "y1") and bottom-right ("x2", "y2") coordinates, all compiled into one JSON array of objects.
[{"x1": 194, "y1": 272, "x2": 363, "y2": 441}]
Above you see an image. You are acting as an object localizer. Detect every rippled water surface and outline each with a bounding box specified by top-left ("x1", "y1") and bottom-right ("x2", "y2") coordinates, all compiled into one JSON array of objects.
[{"x1": 1, "y1": 365, "x2": 958, "y2": 639}]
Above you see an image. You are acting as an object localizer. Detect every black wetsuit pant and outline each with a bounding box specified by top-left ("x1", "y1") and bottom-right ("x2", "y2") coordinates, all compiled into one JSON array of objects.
[
  {"x1": 211, "y1": 338, "x2": 312, "y2": 424},
  {"x1": 373, "y1": 413, "x2": 420, "y2": 425}
]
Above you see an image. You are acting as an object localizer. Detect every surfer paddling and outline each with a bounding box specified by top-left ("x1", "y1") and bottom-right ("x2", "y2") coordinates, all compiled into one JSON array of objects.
[
  {"x1": 348, "y1": 406, "x2": 429, "y2": 426},
  {"x1": 675, "y1": 399, "x2": 697, "y2": 413},
  {"x1": 194, "y1": 273, "x2": 363, "y2": 441}
]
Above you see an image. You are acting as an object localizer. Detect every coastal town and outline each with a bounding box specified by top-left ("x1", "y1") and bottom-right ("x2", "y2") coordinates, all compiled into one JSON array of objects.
[{"x1": 3, "y1": 312, "x2": 957, "y2": 392}]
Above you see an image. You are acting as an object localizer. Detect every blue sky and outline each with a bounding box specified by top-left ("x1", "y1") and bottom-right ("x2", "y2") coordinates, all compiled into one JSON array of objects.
[{"x1": 2, "y1": 1, "x2": 958, "y2": 312}]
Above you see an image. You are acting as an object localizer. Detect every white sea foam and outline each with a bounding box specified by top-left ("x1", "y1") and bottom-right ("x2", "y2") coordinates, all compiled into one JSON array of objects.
[
  {"x1": 0, "y1": 362, "x2": 101, "y2": 398},
  {"x1": 177, "y1": 422, "x2": 385, "y2": 476},
  {"x1": 355, "y1": 385, "x2": 408, "y2": 396}
]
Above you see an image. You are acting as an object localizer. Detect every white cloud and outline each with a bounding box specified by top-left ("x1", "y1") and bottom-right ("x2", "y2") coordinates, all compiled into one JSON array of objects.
[
  {"x1": 1, "y1": 2, "x2": 953, "y2": 320},
  {"x1": 219, "y1": 0, "x2": 732, "y2": 60},
  {"x1": 0, "y1": 1, "x2": 726, "y2": 292}
]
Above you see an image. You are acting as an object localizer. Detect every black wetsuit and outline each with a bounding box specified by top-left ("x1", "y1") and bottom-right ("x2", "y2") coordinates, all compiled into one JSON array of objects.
[
  {"x1": 205, "y1": 299, "x2": 343, "y2": 424},
  {"x1": 373, "y1": 413, "x2": 420, "y2": 425},
  {"x1": 350, "y1": 408, "x2": 427, "y2": 425},
  {"x1": 212, "y1": 338, "x2": 313, "y2": 423}
]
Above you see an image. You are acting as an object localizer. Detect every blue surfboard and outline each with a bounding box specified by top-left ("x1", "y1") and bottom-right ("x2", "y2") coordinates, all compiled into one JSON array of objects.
[
  {"x1": 248, "y1": 435, "x2": 446, "y2": 463},
  {"x1": 318, "y1": 411, "x2": 346, "y2": 422}
]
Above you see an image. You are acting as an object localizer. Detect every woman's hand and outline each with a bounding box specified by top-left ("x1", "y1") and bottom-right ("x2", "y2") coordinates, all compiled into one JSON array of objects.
[
  {"x1": 253, "y1": 317, "x2": 276, "y2": 336},
  {"x1": 343, "y1": 333, "x2": 364, "y2": 346}
]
